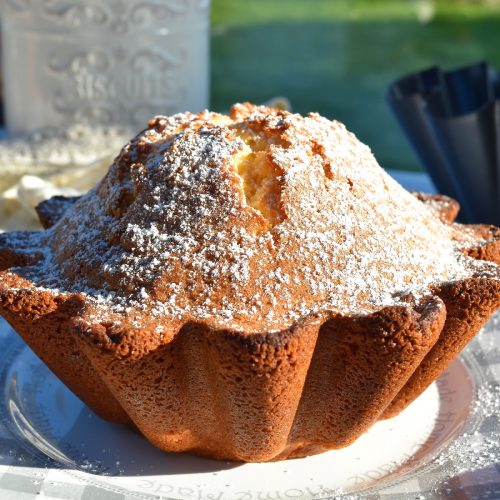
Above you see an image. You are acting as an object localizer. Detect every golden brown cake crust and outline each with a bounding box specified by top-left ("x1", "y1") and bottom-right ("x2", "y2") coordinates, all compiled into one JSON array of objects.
[
  {"x1": 383, "y1": 198, "x2": 500, "y2": 418},
  {"x1": 412, "y1": 192, "x2": 460, "y2": 223},
  {"x1": 0, "y1": 103, "x2": 499, "y2": 461},
  {"x1": 36, "y1": 196, "x2": 79, "y2": 229}
]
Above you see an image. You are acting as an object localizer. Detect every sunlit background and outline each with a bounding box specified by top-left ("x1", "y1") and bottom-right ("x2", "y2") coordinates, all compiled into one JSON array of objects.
[{"x1": 210, "y1": 0, "x2": 500, "y2": 171}]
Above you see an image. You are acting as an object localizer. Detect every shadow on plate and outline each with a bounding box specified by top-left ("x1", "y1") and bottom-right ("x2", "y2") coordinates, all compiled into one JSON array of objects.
[{"x1": 60, "y1": 407, "x2": 241, "y2": 476}]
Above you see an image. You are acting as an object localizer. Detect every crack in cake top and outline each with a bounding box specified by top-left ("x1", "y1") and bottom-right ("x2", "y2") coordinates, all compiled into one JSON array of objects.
[{"x1": 4, "y1": 103, "x2": 498, "y2": 332}]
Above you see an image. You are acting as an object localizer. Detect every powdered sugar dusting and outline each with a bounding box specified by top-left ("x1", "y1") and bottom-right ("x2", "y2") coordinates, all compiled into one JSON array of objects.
[{"x1": 3, "y1": 104, "x2": 499, "y2": 332}]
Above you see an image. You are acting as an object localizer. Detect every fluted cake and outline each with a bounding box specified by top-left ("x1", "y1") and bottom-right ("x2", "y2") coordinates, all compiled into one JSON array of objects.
[{"x1": 0, "y1": 103, "x2": 499, "y2": 462}]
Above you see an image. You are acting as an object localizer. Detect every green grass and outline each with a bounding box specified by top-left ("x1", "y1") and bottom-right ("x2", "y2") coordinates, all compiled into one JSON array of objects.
[{"x1": 210, "y1": 0, "x2": 500, "y2": 171}]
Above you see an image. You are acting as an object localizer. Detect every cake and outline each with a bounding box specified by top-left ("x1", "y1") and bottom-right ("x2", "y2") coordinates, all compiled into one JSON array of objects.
[{"x1": 0, "y1": 103, "x2": 499, "y2": 462}]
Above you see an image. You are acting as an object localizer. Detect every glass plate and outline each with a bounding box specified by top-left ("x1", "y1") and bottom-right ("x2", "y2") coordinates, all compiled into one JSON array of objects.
[{"x1": 0, "y1": 315, "x2": 499, "y2": 500}]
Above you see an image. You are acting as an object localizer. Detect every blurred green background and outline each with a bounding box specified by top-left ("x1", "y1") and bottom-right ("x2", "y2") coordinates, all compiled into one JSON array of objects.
[{"x1": 210, "y1": 0, "x2": 500, "y2": 171}]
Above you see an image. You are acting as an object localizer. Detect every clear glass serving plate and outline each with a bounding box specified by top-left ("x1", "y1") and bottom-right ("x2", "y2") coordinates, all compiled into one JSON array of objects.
[{"x1": 0, "y1": 314, "x2": 499, "y2": 499}]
